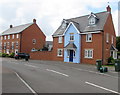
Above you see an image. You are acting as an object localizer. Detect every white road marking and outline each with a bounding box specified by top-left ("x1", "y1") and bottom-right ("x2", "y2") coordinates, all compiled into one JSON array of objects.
[
  {"x1": 15, "y1": 72, "x2": 38, "y2": 95},
  {"x1": 73, "y1": 67, "x2": 118, "y2": 78},
  {"x1": 46, "y1": 69, "x2": 69, "y2": 77},
  {"x1": 24, "y1": 64, "x2": 39, "y2": 68},
  {"x1": 85, "y1": 81, "x2": 120, "y2": 94}
]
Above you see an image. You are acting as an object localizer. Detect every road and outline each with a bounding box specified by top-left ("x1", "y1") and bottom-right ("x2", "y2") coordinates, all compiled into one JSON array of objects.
[{"x1": 1, "y1": 58, "x2": 120, "y2": 94}]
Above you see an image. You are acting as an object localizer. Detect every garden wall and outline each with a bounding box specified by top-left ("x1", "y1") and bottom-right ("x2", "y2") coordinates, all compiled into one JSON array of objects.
[{"x1": 30, "y1": 51, "x2": 53, "y2": 60}]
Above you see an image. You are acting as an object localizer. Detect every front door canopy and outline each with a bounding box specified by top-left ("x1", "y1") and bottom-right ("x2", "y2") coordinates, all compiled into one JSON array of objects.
[
  {"x1": 64, "y1": 43, "x2": 77, "y2": 50},
  {"x1": 110, "y1": 45, "x2": 118, "y2": 51}
]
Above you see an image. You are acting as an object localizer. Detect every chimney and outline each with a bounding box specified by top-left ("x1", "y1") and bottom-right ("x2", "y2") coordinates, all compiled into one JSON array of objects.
[
  {"x1": 10, "y1": 25, "x2": 13, "y2": 28},
  {"x1": 106, "y1": 5, "x2": 111, "y2": 13},
  {"x1": 33, "y1": 19, "x2": 36, "y2": 23}
]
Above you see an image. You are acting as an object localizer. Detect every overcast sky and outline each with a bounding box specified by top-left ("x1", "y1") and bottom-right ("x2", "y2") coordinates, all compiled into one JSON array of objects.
[{"x1": 0, "y1": 0, "x2": 119, "y2": 41}]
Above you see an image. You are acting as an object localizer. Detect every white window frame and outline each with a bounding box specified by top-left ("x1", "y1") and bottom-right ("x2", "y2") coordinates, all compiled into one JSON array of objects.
[
  {"x1": 62, "y1": 22, "x2": 66, "y2": 28},
  {"x1": 4, "y1": 36, "x2": 6, "y2": 40},
  {"x1": 57, "y1": 49, "x2": 63, "y2": 57},
  {"x1": 8, "y1": 35, "x2": 10, "y2": 39},
  {"x1": 86, "y1": 33, "x2": 92, "y2": 42},
  {"x1": 16, "y1": 41, "x2": 18, "y2": 47},
  {"x1": 84, "y1": 49, "x2": 93, "y2": 58},
  {"x1": 16, "y1": 34, "x2": 19, "y2": 39},
  {"x1": 106, "y1": 33, "x2": 109, "y2": 43},
  {"x1": 111, "y1": 51, "x2": 117, "y2": 59},
  {"x1": 32, "y1": 39, "x2": 36, "y2": 44},
  {"x1": 58, "y1": 36, "x2": 62, "y2": 43},
  {"x1": 89, "y1": 17, "x2": 95, "y2": 25},
  {"x1": 7, "y1": 42, "x2": 10, "y2": 46},
  {"x1": 12, "y1": 34, "x2": 14, "y2": 39},
  {"x1": 70, "y1": 34, "x2": 74, "y2": 41},
  {"x1": 4, "y1": 42, "x2": 6, "y2": 49},
  {"x1": 4, "y1": 42, "x2": 6, "y2": 46},
  {"x1": 111, "y1": 36, "x2": 114, "y2": 44}
]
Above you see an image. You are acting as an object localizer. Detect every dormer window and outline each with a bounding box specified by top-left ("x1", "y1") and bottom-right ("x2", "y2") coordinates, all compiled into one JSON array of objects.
[
  {"x1": 88, "y1": 12, "x2": 98, "y2": 25},
  {"x1": 89, "y1": 17, "x2": 95, "y2": 25},
  {"x1": 62, "y1": 22, "x2": 66, "y2": 28},
  {"x1": 61, "y1": 20, "x2": 68, "y2": 29}
]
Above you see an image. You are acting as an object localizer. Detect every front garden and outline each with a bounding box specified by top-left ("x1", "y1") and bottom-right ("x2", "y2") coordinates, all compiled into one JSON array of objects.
[{"x1": 0, "y1": 52, "x2": 15, "y2": 58}]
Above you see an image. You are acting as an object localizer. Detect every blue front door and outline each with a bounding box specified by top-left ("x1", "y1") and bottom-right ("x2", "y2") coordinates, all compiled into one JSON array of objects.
[{"x1": 69, "y1": 50, "x2": 73, "y2": 62}]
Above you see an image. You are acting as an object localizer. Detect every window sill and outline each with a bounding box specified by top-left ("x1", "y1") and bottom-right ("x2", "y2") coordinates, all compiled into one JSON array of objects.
[
  {"x1": 86, "y1": 41, "x2": 92, "y2": 43},
  {"x1": 84, "y1": 57, "x2": 93, "y2": 59},
  {"x1": 57, "y1": 55, "x2": 63, "y2": 57}
]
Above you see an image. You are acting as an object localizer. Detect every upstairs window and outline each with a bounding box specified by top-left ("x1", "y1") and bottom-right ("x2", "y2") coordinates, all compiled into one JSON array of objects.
[
  {"x1": 70, "y1": 34, "x2": 74, "y2": 41},
  {"x1": 86, "y1": 33, "x2": 92, "y2": 42},
  {"x1": 111, "y1": 36, "x2": 114, "y2": 44},
  {"x1": 16, "y1": 34, "x2": 19, "y2": 39},
  {"x1": 8, "y1": 35, "x2": 10, "y2": 39},
  {"x1": 16, "y1": 42, "x2": 18, "y2": 47},
  {"x1": 12, "y1": 34, "x2": 14, "y2": 39},
  {"x1": 32, "y1": 39, "x2": 36, "y2": 44},
  {"x1": 106, "y1": 33, "x2": 109, "y2": 43},
  {"x1": 7, "y1": 42, "x2": 10, "y2": 46},
  {"x1": 4, "y1": 42, "x2": 6, "y2": 49},
  {"x1": 4, "y1": 42, "x2": 6, "y2": 46},
  {"x1": 12, "y1": 42, "x2": 14, "y2": 49},
  {"x1": 4, "y1": 36, "x2": 6, "y2": 40},
  {"x1": 58, "y1": 36, "x2": 62, "y2": 43},
  {"x1": 89, "y1": 17, "x2": 95, "y2": 25}
]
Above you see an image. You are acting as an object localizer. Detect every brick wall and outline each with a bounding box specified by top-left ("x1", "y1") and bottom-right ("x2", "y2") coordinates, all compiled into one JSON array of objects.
[
  {"x1": 52, "y1": 37, "x2": 64, "y2": 61},
  {"x1": 21, "y1": 23, "x2": 46, "y2": 54},
  {"x1": 1, "y1": 33, "x2": 21, "y2": 54},
  {"x1": 103, "y1": 13, "x2": 116, "y2": 64},
  {"x1": 81, "y1": 33, "x2": 103, "y2": 64},
  {"x1": 30, "y1": 51, "x2": 53, "y2": 60}
]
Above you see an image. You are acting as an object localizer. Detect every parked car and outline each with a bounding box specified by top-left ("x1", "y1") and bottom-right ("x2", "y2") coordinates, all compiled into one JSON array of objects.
[{"x1": 15, "y1": 53, "x2": 30, "y2": 59}]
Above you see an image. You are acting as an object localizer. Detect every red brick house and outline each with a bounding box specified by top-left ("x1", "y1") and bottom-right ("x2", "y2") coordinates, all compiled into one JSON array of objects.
[
  {"x1": 52, "y1": 5, "x2": 117, "y2": 65},
  {"x1": 0, "y1": 19, "x2": 46, "y2": 55}
]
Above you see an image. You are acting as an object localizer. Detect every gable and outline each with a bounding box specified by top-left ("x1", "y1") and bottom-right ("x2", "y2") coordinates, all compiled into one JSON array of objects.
[{"x1": 63, "y1": 22, "x2": 80, "y2": 35}]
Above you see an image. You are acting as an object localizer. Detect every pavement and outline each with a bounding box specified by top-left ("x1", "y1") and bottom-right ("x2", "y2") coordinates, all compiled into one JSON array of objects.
[{"x1": 1, "y1": 58, "x2": 120, "y2": 94}]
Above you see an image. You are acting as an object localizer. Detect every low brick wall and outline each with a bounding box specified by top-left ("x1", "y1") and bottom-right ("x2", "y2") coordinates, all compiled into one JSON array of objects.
[{"x1": 30, "y1": 51, "x2": 53, "y2": 60}]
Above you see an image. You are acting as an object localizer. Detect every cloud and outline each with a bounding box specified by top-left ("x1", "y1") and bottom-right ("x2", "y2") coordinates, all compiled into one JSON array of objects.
[{"x1": 0, "y1": 0, "x2": 119, "y2": 40}]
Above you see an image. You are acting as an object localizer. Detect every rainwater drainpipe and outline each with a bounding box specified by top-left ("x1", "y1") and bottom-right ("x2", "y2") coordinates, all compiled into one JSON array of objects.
[
  {"x1": 20, "y1": 32, "x2": 22, "y2": 53},
  {"x1": 102, "y1": 30, "x2": 104, "y2": 65}
]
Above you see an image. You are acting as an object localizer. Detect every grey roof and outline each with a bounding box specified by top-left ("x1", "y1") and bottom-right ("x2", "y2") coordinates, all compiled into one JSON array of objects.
[
  {"x1": 53, "y1": 11, "x2": 109, "y2": 37},
  {"x1": 46, "y1": 41, "x2": 53, "y2": 46},
  {"x1": 64, "y1": 43, "x2": 77, "y2": 49},
  {"x1": 1, "y1": 23, "x2": 33, "y2": 35}
]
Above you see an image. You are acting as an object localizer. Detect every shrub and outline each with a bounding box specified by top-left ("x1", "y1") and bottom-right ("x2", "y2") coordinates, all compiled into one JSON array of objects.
[
  {"x1": 108, "y1": 56, "x2": 115, "y2": 64},
  {"x1": 0, "y1": 53, "x2": 2, "y2": 57},
  {"x1": 9, "y1": 53, "x2": 15, "y2": 58},
  {"x1": 6, "y1": 54, "x2": 9, "y2": 57},
  {"x1": 42, "y1": 47, "x2": 48, "y2": 51},
  {"x1": 2, "y1": 53, "x2": 7, "y2": 57}
]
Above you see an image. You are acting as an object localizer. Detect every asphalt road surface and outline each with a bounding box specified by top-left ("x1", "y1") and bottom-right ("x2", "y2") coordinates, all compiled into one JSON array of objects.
[{"x1": 1, "y1": 58, "x2": 120, "y2": 94}]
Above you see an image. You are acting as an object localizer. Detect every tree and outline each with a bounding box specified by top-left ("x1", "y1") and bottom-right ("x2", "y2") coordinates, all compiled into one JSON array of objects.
[{"x1": 116, "y1": 36, "x2": 120, "y2": 51}]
